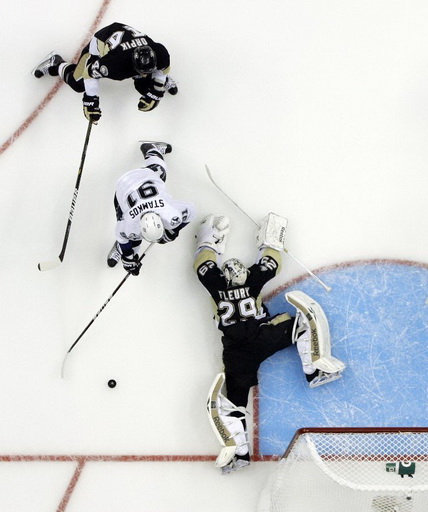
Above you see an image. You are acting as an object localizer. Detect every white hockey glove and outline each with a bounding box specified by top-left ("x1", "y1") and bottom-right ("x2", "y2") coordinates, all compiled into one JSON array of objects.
[
  {"x1": 196, "y1": 214, "x2": 230, "y2": 254},
  {"x1": 256, "y1": 212, "x2": 288, "y2": 251}
]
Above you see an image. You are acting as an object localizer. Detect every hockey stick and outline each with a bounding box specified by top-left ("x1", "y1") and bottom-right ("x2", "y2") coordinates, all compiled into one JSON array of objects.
[
  {"x1": 205, "y1": 165, "x2": 332, "y2": 292},
  {"x1": 38, "y1": 120, "x2": 94, "y2": 271},
  {"x1": 60, "y1": 242, "x2": 155, "y2": 378}
]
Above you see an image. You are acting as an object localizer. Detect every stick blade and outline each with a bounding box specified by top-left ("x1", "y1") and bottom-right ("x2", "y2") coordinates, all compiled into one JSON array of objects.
[
  {"x1": 61, "y1": 353, "x2": 69, "y2": 379},
  {"x1": 38, "y1": 257, "x2": 62, "y2": 271},
  {"x1": 205, "y1": 165, "x2": 215, "y2": 184}
]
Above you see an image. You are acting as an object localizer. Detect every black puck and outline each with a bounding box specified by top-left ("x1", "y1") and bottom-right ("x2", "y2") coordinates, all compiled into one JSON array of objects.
[{"x1": 108, "y1": 379, "x2": 117, "y2": 388}]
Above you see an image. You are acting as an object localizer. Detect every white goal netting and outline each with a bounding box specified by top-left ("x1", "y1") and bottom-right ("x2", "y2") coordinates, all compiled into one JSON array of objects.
[{"x1": 258, "y1": 428, "x2": 428, "y2": 512}]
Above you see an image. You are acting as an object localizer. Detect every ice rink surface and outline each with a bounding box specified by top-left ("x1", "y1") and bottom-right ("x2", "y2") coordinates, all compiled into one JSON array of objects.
[{"x1": 1, "y1": 0, "x2": 428, "y2": 510}]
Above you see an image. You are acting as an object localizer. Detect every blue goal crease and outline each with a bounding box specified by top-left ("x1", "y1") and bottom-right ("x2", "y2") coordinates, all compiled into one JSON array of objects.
[{"x1": 257, "y1": 261, "x2": 428, "y2": 456}]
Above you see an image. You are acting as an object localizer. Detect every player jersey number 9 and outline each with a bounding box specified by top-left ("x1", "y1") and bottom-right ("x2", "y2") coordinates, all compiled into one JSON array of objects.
[
  {"x1": 127, "y1": 180, "x2": 159, "y2": 208},
  {"x1": 218, "y1": 297, "x2": 259, "y2": 327}
]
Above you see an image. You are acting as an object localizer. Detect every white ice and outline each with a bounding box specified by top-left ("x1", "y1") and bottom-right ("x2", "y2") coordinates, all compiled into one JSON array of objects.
[{"x1": 1, "y1": 0, "x2": 428, "y2": 510}]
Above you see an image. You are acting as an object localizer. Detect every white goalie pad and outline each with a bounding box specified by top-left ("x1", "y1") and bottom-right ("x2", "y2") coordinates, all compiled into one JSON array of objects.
[
  {"x1": 256, "y1": 212, "x2": 288, "y2": 251},
  {"x1": 285, "y1": 291, "x2": 346, "y2": 374},
  {"x1": 196, "y1": 214, "x2": 230, "y2": 255},
  {"x1": 206, "y1": 373, "x2": 249, "y2": 467}
]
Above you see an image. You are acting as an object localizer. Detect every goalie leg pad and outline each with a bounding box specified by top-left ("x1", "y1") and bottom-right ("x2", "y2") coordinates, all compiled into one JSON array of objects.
[
  {"x1": 285, "y1": 291, "x2": 345, "y2": 375},
  {"x1": 206, "y1": 373, "x2": 249, "y2": 467}
]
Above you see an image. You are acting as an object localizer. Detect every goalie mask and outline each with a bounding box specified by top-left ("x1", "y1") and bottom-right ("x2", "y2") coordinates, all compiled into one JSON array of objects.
[
  {"x1": 222, "y1": 258, "x2": 248, "y2": 286},
  {"x1": 140, "y1": 212, "x2": 164, "y2": 242},
  {"x1": 133, "y1": 46, "x2": 157, "y2": 75}
]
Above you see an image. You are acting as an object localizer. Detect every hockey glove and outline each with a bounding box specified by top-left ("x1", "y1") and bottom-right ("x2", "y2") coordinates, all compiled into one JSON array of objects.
[
  {"x1": 256, "y1": 213, "x2": 288, "y2": 251},
  {"x1": 138, "y1": 89, "x2": 162, "y2": 112},
  {"x1": 82, "y1": 94, "x2": 101, "y2": 124},
  {"x1": 121, "y1": 254, "x2": 141, "y2": 276},
  {"x1": 158, "y1": 229, "x2": 179, "y2": 244}
]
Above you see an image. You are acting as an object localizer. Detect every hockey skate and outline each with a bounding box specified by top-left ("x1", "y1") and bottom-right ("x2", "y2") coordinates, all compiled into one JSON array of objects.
[
  {"x1": 139, "y1": 141, "x2": 172, "y2": 157},
  {"x1": 221, "y1": 453, "x2": 250, "y2": 475},
  {"x1": 32, "y1": 51, "x2": 65, "y2": 78},
  {"x1": 107, "y1": 242, "x2": 121, "y2": 268},
  {"x1": 308, "y1": 369, "x2": 343, "y2": 388},
  {"x1": 165, "y1": 76, "x2": 178, "y2": 95}
]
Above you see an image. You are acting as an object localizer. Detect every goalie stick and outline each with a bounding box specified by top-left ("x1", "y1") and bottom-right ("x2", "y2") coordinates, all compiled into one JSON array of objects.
[
  {"x1": 38, "y1": 120, "x2": 94, "y2": 271},
  {"x1": 205, "y1": 165, "x2": 332, "y2": 292},
  {"x1": 60, "y1": 242, "x2": 155, "y2": 378}
]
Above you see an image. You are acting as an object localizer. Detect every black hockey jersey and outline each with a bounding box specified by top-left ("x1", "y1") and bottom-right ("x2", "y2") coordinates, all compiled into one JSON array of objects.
[
  {"x1": 86, "y1": 22, "x2": 170, "y2": 81},
  {"x1": 195, "y1": 248, "x2": 282, "y2": 337}
]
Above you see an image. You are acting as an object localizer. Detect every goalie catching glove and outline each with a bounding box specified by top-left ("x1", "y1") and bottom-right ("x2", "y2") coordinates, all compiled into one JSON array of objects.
[
  {"x1": 256, "y1": 212, "x2": 288, "y2": 251},
  {"x1": 196, "y1": 214, "x2": 230, "y2": 255}
]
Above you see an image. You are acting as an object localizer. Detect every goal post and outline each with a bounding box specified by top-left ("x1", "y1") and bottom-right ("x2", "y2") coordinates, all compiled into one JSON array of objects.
[{"x1": 258, "y1": 427, "x2": 428, "y2": 512}]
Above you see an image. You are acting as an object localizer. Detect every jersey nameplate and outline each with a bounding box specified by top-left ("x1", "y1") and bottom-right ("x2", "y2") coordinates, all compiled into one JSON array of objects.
[
  {"x1": 219, "y1": 287, "x2": 250, "y2": 301},
  {"x1": 129, "y1": 199, "x2": 165, "y2": 219}
]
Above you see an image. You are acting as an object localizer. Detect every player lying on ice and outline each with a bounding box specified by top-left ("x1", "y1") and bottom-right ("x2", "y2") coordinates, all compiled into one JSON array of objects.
[
  {"x1": 106, "y1": 141, "x2": 195, "y2": 275},
  {"x1": 32, "y1": 22, "x2": 178, "y2": 124},
  {"x1": 193, "y1": 213, "x2": 345, "y2": 474}
]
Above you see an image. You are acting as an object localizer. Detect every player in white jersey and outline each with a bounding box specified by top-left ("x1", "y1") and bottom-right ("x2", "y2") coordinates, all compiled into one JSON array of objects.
[{"x1": 107, "y1": 141, "x2": 195, "y2": 275}]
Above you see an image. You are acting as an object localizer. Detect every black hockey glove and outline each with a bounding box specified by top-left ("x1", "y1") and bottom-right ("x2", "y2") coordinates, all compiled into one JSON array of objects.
[
  {"x1": 138, "y1": 89, "x2": 161, "y2": 112},
  {"x1": 82, "y1": 94, "x2": 101, "y2": 124},
  {"x1": 158, "y1": 229, "x2": 180, "y2": 244},
  {"x1": 121, "y1": 254, "x2": 141, "y2": 276}
]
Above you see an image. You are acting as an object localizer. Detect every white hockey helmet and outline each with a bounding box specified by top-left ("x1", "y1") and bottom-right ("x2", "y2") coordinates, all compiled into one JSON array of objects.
[
  {"x1": 140, "y1": 212, "x2": 164, "y2": 242},
  {"x1": 222, "y1": 258, "x2": 248, "y2": 286}
]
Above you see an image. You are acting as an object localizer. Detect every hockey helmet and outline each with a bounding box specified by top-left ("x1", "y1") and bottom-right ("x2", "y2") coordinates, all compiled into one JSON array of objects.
[
  {"x1": 222, "y1": 258, "x2": 248, "y2": 286},
  {"x1": 140, "y1": 212, "x2": 164, "y2": 242},
  {"x1": 133, "y1": 46, "x2": 157, "y2": 75}
]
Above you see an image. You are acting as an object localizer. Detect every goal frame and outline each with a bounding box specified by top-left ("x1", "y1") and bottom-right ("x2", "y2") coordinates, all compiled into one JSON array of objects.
[
  {"x1": 258, "y1": 426, "x2": 428, "y2": 512},
  {"x1": 284, "y1": 426, "x2": 428, "y2": 457}
]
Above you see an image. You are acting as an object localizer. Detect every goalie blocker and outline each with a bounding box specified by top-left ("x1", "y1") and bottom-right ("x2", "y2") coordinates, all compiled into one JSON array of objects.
[{"x1": 256, "y1": 212, "x2": 288, "y2": 251}]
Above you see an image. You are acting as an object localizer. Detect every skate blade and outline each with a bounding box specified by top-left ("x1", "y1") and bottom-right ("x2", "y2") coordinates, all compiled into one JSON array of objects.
[
  {"x1": 221, "y1": 460, "x2": 250, "y2": 475},
  {"x1": 309, "y1": 372, "x2": 343, "y2": 388}
]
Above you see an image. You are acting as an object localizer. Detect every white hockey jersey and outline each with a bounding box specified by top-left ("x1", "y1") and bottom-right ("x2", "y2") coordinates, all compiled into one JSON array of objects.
[{"x1": 115, "y1": 167, "x2": 195, "y2": 244}]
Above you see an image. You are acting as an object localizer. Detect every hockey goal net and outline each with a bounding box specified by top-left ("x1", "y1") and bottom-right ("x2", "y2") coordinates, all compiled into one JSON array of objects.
[{"x1": 258, "y1": 427, "x2": 428, "y2": 512}]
